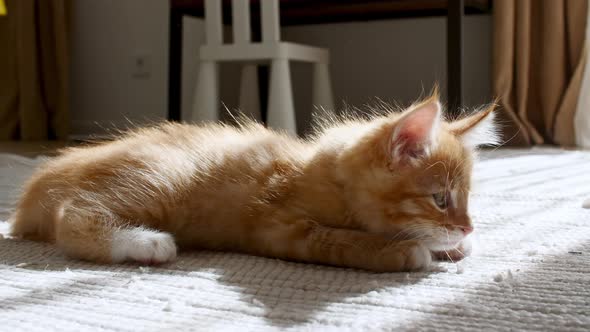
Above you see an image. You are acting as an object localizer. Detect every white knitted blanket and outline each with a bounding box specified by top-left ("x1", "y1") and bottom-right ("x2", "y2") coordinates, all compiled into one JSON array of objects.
[{"x1": 1, "y1": 148, "x2": 589, "y2": 331}]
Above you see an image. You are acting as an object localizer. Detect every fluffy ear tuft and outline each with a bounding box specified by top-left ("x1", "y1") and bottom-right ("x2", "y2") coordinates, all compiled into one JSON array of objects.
[
  {"x1": 450, "y1": 104, "x2": 501, "y2": 148},
  {"x1": 389, "y1": 101, "x2": 441, "y2": 165}
]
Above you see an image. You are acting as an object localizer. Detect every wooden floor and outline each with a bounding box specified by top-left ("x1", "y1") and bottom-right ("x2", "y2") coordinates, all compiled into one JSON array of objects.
[{"x1": 0, "y1": 141, "x2": 78, "y2": 158}]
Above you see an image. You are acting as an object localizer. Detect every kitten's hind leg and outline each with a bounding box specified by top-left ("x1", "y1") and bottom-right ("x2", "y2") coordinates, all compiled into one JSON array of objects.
[
  {"x1": 110, "y1": 227, "x2": 177, "y2": 264},
  {"x1": 55, "y1": 200, "x2": 177, "y2": 264}
]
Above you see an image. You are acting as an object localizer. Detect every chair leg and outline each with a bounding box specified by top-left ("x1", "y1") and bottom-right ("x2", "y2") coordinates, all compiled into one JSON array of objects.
[
  {"x1": 238, "y1": 64, "x2": 261, "y2": 121},
  {"x1": 190, "y1": 60, "x2": 219, "y2": 122},
  {"x1": 312, "y1": 62, "x2": 335, "y2": 115},
  {"x1": 267, "y1": 59, "x2": 296, "y2": 135}
]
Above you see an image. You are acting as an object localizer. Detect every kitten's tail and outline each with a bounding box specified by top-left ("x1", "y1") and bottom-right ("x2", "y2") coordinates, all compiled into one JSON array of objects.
[
  {"x1": 10, "y1": 211, "x2": 53, "y2": 242},
  {"x1": 9, "y1": 186, "x2": 56, "y2": 242}
]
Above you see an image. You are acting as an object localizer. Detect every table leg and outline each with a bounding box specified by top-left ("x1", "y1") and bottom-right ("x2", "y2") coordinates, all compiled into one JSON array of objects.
[
  {"x1": 168, "y1": 8, "x2": 183, "y2": 121},
  {"x1": 447, "y1": 0, "x2": 463, "y2": 117}
]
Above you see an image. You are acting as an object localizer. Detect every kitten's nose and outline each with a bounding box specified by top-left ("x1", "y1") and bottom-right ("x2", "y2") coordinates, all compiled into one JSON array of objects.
[{"x1": 459, "y1": 225, "x2": 473, "y2": 235}]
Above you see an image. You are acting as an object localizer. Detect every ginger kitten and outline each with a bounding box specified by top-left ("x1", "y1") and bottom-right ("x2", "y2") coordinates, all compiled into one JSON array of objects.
[{"x1": 10, "y1": 94, "x2": 498, "y2": 272}]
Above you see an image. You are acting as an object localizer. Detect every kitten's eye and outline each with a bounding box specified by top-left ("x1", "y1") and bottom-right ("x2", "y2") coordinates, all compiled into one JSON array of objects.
[{"x1": 432, "y1": 192, "x2": 448, "y2": 210}]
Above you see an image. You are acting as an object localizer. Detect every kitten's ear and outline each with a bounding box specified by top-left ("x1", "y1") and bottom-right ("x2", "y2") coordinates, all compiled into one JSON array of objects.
[
  {"x1": 389, "y1": 100, "x2": 441, "y2": 165},
  {"x1": 450, "y1": 104, "x2": 500, "y2": 148}
]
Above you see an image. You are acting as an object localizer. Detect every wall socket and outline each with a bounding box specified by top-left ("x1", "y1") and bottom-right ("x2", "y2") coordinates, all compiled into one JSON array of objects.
[{"x1": 132, "y1": 53, "x2": 151, "y2": 79}]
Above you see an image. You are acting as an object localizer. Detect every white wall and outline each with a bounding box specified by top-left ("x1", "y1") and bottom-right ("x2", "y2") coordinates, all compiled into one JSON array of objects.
[
  {"x1": 70, "y1": 0, "x2": 197, "y2": 136},
  {"x1": 70, "y1": 0, "x2": 492, "y2": 136},
  {"x1": 284, "y1": 15, "x2": 492, "y2": 134}
]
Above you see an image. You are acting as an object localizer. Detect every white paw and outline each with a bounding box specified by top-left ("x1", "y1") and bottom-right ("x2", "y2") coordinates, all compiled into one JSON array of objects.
[
  {"x1": 459, "y1": 237, "x2": 472, "y2": 257},
  {"x1": 407, "y1": 244, "x2": 432, "y2": 271},
  {"x1": 432, "y1": 238, "x2": 472, "y2": 261},
  {"x1": 111, "y1": 228, "x2": 177, "y2": 264}
]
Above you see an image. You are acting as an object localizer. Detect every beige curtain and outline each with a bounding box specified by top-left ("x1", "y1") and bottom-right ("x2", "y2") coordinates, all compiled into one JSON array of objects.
[
  {"x1": 0, "y1": 0, "x2": 70, "y2": 140},
  {"x1": 493, "y1": 0, "x2": 588, "y2": 146}
]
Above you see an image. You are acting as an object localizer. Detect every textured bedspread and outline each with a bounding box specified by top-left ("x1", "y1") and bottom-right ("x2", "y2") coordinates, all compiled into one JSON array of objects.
[{"x1": 1, "y1": 148, "x2": 589, "y2": 331}]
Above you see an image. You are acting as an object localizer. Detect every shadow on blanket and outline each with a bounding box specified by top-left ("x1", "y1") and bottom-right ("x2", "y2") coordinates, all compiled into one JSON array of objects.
[
  {"x1": 2, "y1": 235, "x2": 588, "y2": 330},
  {"x1": 0, "y1": 236, "x2": 433, "y2": 328},
  {"x1": 385, "y1": 241, "x2": 590, "y2": 331}
]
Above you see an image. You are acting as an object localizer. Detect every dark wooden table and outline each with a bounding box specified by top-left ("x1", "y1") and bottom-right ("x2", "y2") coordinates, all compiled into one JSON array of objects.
[{"x1": 168, "y1": 0, "x2": 491, "y2": 121}]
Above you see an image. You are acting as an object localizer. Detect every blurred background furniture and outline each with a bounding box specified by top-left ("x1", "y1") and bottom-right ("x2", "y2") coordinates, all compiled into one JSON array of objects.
[
  {"x1": 190, "y1": 0, "x2": 334, "y2": 134},
  {"x1": 168, "y1": 0, "x2": 492, "y2": 125}
]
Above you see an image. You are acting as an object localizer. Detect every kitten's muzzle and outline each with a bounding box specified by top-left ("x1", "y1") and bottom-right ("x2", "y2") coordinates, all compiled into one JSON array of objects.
[{"x1": 458, "y1": 225, "x2": 473, "y2": 235}]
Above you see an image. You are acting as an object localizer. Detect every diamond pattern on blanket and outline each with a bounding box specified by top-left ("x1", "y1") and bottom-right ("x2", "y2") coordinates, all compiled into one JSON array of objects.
[{"x1": 1, "y1": 149, "x2": 589, "y2": 331}]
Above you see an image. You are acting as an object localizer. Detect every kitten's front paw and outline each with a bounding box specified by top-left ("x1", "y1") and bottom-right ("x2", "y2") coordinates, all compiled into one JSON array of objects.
[
  {"x1": 112, "y1": 228, "x2": 177, "y2": 265},
  {"x1": 406, "y1": 244, "x2": 432, "y2": 271},
  {"x1": 432, "y1": 238, "x2": 472, "y2": 262}
]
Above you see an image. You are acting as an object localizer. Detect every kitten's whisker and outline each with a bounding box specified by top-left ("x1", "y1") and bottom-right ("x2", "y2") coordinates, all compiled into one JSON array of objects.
[
  {"x1": 444, "y1": 227, "x2": 452, "y2": 247},
  {"x1": 443, "y1": 227, "x2": 456, "y2": 263},
  {"x1": 444, "y1": 168, "x2": 451, "y2": 194},
  {"x1": 444, "y1": 249, "x2": 455, "y2": 263},
  {"x1": 489, "y1": 126, "x2": 521, "y2": 152},
  {"x1": 425, "y1": 160, "x2": 447, "y2": 172}
]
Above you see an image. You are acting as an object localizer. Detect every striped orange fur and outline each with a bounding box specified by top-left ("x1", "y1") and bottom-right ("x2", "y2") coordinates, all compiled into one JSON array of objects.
[{"x1": 10, "y1": 93, "x2": 498, "y2": 272}]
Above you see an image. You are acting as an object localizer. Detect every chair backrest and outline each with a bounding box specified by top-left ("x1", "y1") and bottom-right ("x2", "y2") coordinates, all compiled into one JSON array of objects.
[{"x1": 203, "y1": 0, "x2": 281, "y2": 46}]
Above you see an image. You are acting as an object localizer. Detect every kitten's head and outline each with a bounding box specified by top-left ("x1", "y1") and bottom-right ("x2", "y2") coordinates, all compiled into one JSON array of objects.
[{"x1": 338, "y1": 94, "x2": 499, "y2": 251}]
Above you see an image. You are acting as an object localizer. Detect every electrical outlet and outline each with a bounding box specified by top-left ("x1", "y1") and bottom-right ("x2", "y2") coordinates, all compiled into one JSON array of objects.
[{"x1": 132, "y1": 53, "x2": 151, "y2": 79}]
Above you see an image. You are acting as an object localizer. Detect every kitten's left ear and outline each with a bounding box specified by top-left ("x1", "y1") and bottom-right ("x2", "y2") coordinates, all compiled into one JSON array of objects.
[
  {"x1": 389, "y1": 100, "x2": 442, "y2": 165},
  {"x1": 449, "y1": 104, "x2": 501, "y2": 148}
]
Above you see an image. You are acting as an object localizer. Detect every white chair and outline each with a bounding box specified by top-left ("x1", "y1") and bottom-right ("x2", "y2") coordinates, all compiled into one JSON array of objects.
[{"x1": 190, "y1": 0, "x2": 335, "y2": 135}]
